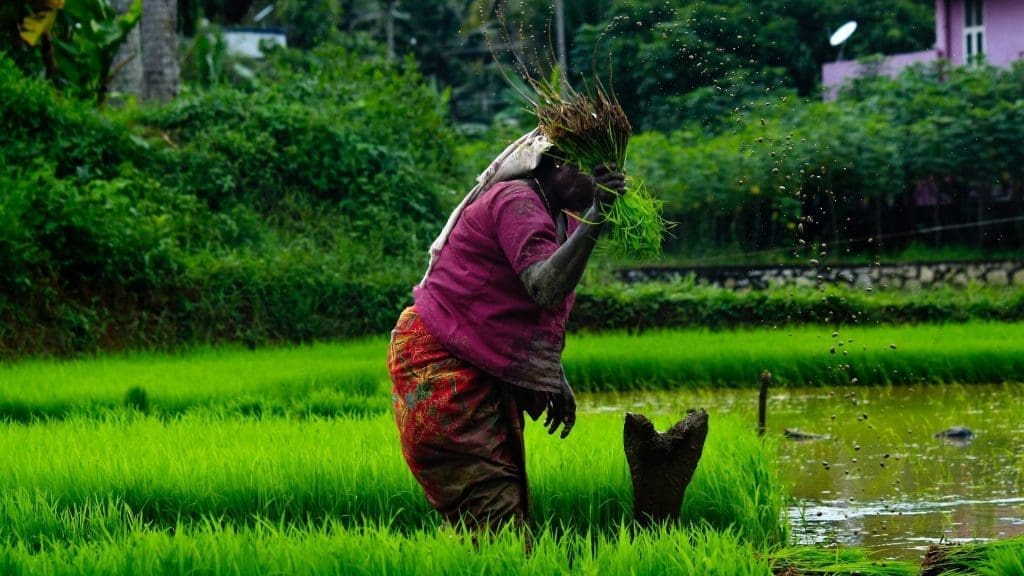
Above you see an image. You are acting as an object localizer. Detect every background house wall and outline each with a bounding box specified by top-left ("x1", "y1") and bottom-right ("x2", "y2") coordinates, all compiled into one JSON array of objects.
[
  {"x1": 822, "y1": 50, "x2": 938, "y2": 99},
  {"x1": 825, "y1": 0, "x2": 1024, "y2": 98},
  {"x1": 937, "y1": 0, "x2": 962, "y2": 64},
  {"x1": 984, "y1": 0, "x2": 1024, "y2": 66},
  {"x1": 940, "y1": 0, "x2": 1024, "y2": 66}
]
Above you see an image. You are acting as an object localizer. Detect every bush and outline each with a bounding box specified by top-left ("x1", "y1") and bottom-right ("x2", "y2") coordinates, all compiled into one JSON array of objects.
[
  {"x1": 569, "y1": 281, "x2": 1024, "y2": 333},
  {"x1": 138, "y1": 45, "x2": 453, "y2": 261},
  {"x1": 0, "y1": 46, "x2": 452, "y2": 357},
  {"x1": 0, "y1": 56, "x2": 146, "y2": 179}
]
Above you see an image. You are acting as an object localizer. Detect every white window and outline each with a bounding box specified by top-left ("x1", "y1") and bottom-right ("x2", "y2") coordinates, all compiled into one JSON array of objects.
[{"x1": 964, "y1": 0, "x2": 985, "y2": 65}]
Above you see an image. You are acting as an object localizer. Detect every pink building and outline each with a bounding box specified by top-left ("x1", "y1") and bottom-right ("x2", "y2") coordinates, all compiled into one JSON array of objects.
[{"x1": 822, "y1": 0, "x2": 1024, "y2": 99}]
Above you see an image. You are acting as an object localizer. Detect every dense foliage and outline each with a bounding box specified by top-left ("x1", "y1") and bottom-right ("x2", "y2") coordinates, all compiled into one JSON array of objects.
[
  {"x1": 176, "y1": 1, "x2": 934, "y2": 125},
  {"x1": 3, "y1": 2, "x2": 1023, "y2": 356},
  {"x1": 452, "y1": 59, "x2": 1024, "y2": 263},
  {"x1": 620, "y1": 61, "x2": 1024, "y2": 259},
  {"x1": 569, "y1": 0, "x2": 934, "y2": 130},
  {"x1": 1, "y1": 0, "x2": 141, "y2": 102},
  {"x1": 0, "y1": 47, "x2": 451, "y2": 356}
]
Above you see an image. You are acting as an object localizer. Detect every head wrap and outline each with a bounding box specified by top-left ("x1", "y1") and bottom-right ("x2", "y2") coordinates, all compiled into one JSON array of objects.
[{"x1": 419, "y1": 128, "x2": 553, "y2": 286}]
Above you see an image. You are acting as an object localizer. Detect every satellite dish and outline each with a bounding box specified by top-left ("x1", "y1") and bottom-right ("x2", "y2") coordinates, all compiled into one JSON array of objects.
[
  {"x1": 254, "y1": 4, "x2": 275, "y2": 22},
  {"x1": 829, "y1": 21, "x2": 858, "y2": 47}
]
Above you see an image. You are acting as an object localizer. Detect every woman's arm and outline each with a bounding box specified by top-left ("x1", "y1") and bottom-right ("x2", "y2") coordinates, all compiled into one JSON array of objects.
[
  {"x1": 519, "y1": 203, "x2": 606, "y2": 308},
  {"x1": 519, "y1": 166, "x2": 625, "y2": 308}
]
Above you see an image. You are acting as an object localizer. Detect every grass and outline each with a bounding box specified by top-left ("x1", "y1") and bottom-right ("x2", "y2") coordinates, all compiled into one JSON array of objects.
[
  {"x1": 769, "y1": 546, "x2": 917, "y2": 575},
  {"x1": 2, "y1": 331, "x2": 1023, "y2": 574},
  {"x1": 0, "y1": 412, "x2": 785, "y2": 545},
  {"x1": 0, "y1": 340, "x2": 387, "y2": 421},
  {"x1": 0, "y1": 409, "x2": 802, "y2": 574},
  {"x1": 3, "y1": 322, "x2": 1024, "y2": 421},
  {"x1": 0, "y1": 521, "x2": 785, "y2": 576},
  {"x1": 562, "y1": 321, "x2": 1024, "y2": 390}
]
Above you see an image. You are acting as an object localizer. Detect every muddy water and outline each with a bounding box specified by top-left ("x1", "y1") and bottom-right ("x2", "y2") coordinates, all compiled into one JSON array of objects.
[{"x1": 580, "y1": 383, "x2": 1024, "y2": 561}]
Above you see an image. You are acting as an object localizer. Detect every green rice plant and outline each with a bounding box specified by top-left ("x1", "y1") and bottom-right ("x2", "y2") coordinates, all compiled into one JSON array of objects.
[
  {"x1": 681, "y1": 433, "x2": 789, "y2": 548},
  {"x1": 0, "y1": 514, "x2": 949, "y2": 575},
  {"x1": 562, "y1": 322, "x2": 1024, "y2": 391},
  {"x1": 0, "y1": 519, "x2": 784, "y2": 576},
  {"x1": 976, "y1": 542, "x2": 1024, "y2": 576},
  {"x1": 527, "y1": 412, "x2": 788, "y2": 546},
  {"x1": 601, "y1": 177, "x2": 666, "y2": 261},
  {"x1": 3, "y1": 322, "x2": 1024, "y2": 421},
  {"x1": 0, "y1": 412, "x2": 786, "y2": 548},
  {"x1": 0, "y1": 340, "x2": 389, "y2": 421},
  {"x1": 769, "y1": 546, "x2": 917, "y2": 575}
]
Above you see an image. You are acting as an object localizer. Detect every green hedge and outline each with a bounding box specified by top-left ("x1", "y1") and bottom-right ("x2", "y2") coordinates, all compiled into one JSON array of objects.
[
  {"x1": 0, "y1": 260, "x2": 414, "y2": 357},
  {"x1": 5, "y1": 266, "x2": 1022, "y2": 358},
  {"x1": 569, "y1": 282, "x2": 1024, "y2": 332}
]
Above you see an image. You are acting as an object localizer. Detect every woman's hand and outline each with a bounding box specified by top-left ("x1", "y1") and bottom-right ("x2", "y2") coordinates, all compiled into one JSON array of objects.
[
  {"x1": 592, "y1": 163, "x2": 626, "y2": 208},
  {"x1": 544, "y1": 374, "x2": 576, "y2": 439}
]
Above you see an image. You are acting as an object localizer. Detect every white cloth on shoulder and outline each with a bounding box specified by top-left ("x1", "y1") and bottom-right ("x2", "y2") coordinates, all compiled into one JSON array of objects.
[{"x1": 418, "y1": 128, "x2": 553, "y2": 286}]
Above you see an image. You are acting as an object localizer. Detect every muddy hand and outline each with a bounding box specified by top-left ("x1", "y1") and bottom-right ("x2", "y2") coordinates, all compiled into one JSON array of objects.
[
  {"x1": 544, "y1": 377, "x2": 576, "y2": 438},
  {"x1": 591, "y1": 163, "x2": 625, "y2": 208}
]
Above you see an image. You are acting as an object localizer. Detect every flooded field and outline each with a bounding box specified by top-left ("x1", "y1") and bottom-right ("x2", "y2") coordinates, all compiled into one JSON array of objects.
[{"x1": 580, "y1": 382, "x2": 1024, "y2": 561}]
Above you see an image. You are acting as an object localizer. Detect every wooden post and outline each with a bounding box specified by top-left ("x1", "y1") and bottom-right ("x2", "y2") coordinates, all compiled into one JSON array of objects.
[{"x1": 758, "y1": 370, "x2": 771, "y2": 437}]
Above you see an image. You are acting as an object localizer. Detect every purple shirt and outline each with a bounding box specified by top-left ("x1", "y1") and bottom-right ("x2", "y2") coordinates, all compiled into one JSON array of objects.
[{"x1": 414, "y1": 179, "x2": 578, "y2": 394}]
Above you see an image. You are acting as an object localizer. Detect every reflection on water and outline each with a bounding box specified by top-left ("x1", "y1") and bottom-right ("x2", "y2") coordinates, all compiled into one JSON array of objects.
[{"x1": 580, "y1": 382, "x2": 1024, "y2": 561}]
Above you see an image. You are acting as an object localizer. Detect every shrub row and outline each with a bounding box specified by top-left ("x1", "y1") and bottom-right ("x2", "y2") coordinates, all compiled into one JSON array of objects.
[
  {"x1": 569, "y1": 282, "x2": 1024, "y2": 332},
  {"x1": 0, "y1": 262, "x2": 412, "y2": 358},
  {"x1": 3, "y1": 265, "x2": 1021, "y2": 358}
]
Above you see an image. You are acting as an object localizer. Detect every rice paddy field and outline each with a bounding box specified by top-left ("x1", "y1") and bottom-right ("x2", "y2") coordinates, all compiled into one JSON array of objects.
[
  {"x1": 3, "y1": 321, "x2": 1023, "y2": 574},
  {"x1": 583, "y1": 382, "x2": 1024, "y2": 562}
]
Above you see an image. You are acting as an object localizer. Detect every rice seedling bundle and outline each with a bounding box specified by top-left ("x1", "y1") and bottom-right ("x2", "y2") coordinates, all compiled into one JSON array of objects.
[
  {"x1": 919, "y1": 536, "x2": 1024, "y2": 576},
  {"x1": 768, "y1": 547, "x2": 916, "y2": 576},
  {"x1": 530, "y1": 73, "x2": 668, "y2": 261}
]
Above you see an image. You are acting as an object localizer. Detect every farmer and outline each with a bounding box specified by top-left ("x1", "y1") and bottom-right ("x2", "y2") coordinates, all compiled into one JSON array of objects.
[{"x1": 387, "y1": 128, "x2": 625, "y2": 532}]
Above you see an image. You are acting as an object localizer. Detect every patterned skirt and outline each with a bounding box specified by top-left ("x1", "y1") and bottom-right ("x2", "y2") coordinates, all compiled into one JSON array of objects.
[{"x1": 387, "y1": 306, "x2": 532, "y2": 529}]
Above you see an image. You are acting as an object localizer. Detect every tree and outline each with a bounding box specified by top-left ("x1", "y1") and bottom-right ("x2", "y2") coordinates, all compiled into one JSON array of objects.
[
  {"x1": 107, "y1": 0, "x2": 142, "y2": 103},
  {"x1": 1, "y1": 0, "x2": 142, "y2": 102},
  {"x1": 140, "y1": 0, "x2": 179, "y2": 102},
  {"x1": 347, "y1": 0, "x2": 408, "y2": 59}
]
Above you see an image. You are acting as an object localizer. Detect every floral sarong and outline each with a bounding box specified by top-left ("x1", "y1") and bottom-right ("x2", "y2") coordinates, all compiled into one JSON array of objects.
[{"x1": 387, "y1": 305, "x2": 531, "y2": 529}]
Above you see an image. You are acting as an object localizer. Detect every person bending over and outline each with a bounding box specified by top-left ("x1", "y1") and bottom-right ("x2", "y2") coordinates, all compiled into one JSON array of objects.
[{"x1": 387, "y1": 128, "x2": 624, "y2": 533}]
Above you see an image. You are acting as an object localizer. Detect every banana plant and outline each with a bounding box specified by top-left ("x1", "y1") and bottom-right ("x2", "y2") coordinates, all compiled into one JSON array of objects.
[
  {"x1": 5, "y1": 0, "x2": 141, "y2": 102},
  {"x1": 18, "y1": 0, "x2": 64, "y2": 47}
]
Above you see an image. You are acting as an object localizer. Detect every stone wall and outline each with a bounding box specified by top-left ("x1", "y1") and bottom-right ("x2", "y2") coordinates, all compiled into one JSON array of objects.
[{"x1": 617, "y1": 260, "x2": 1024, "y2": 290}]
